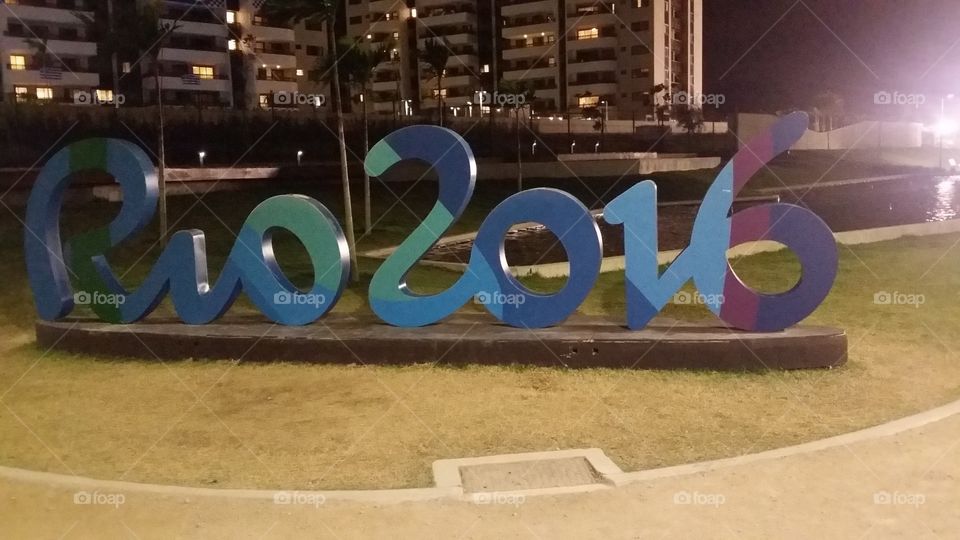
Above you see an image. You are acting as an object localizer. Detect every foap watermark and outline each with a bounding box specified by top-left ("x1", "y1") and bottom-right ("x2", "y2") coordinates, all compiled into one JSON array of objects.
[
  {"x1": 873, "y1": 490, "x2": 925, "y2": 508},
  {"x1": 874, "y1": 91, "x2": 926, "y2": 108},
  {"x1": 73, "y1": 490, "x2": 125, "y2": 508},
  {"x1": 673, "y1": 490, "x2": 725, "y2": 507},
  {"x1": 475, "y1": 91, "x2": 526, "y2": 107},
  {"x1": 74, "y1": 91, "x2": 126, "y2": 106},
  {"x1": 672, "y1": 290, "x2": 724, "y2": 307},
  {"x1": 873, "y1": 291, "x2": 925, "y2": 308},
  {"x1": 475, "y1": 291, "x2": 526, "y2": 306},
  {"x1": 673, "y1": 91, "x2": 726, "y2": 108},
  {"x1": 273, "y1": 291, "x2": 327, "y2": 308},
  {"x1": 274, "y1": 91, "x2": 326, "y2": 107},
  {"x1": 273, "y1": 491, "x2": 327, "y2": 507},
  {"x1": 471, "y1": 492, "x2": 526, "y2": 507},
  {"x1": 74, "y1": 291, "x2": 125, "y2": 307}
]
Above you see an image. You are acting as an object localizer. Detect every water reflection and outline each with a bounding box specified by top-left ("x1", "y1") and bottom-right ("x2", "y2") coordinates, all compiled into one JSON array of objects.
[{"x1": 930, "y1": 178, "x2": 957, "y2": 222}]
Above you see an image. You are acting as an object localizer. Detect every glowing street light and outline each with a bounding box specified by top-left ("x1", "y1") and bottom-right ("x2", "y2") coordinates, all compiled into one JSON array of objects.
[
  {"x1": 297, "y1": 150, "x2": 304, "y2": 166},
  {"x1": 570, "y1": 140, "x2": 576, "y2": 154},
  {"x1": 531, "y1": 141, "x2": 537, "y2": 156},
  {"x1": 940, "y1": 94, "x2": 957, "y2": 169},
  {"x1": 198, "y1": 151, "x2": 206, "y2": 167}
]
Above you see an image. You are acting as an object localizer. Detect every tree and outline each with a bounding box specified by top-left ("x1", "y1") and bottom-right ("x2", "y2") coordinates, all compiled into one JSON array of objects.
[
  {"x1": 262, "y1": 0, "x2": 359, "y2": 282},
  {"x1": 649, "y1": 83, "x2": 667, "y2": 123},
  {"x1": 674, "y1": 105, "x2": 705, "y2": 134},
  {"x1": 73, "y1": 0, "x2": 121, "y2": 109},
  {"x1": 498, "y1": 79, "x2": 535, "y2": 192},
  {"x1": 324, "y1": 38, "x2": 390, "y2": 233},
  {"x1": 131, "y1": 1, "x2": 179, "y2": 246},
  {"x1": 420, "y1": 38, "x2": 450, "y2": 126},
  {"x1": 811, "y1": 91, "x2": 845, "y2": 132},
  {"x1": 23, "y1": 38, "x2": 53, "y2": 70}
]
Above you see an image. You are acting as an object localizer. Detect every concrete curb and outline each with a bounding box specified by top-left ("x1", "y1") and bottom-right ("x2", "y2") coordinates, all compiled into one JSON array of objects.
[{"x1": 2, "y1": 397, "x2": 960, "y2": 504}]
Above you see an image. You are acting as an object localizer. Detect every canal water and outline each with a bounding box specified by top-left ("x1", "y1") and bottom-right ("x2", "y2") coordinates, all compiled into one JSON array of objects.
[{"x1": 424, "y1": 175, "x2": 960, "y2": 266}]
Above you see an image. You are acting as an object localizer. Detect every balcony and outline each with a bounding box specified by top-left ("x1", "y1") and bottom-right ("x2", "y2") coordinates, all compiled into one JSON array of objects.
[
  {"x1": 257, "y1": 52, "x2": 297, "y2": 70},
  {"x1": 2, "y1": 3, "x2": 93, "y2": 24},
  {"x1": 4, "y1": 66, "x2": 98, "y2": 87},
  {"x1": 418, "y1": 32, "x2": 475, "y2": 47},
  {"x1": 442, "y1": 74, "x2": 477, "y2": 88},
  {"x1": 568, "y1": 81, "x2": 617, "y2": 97},
  {"x1": 502, "y1": 43, "x2": 553, "y2": 61},
  {"x1": 249, "y1": 24, "x2": 295, "y2": 43},
  {"x1": 254, "y1": 79, "x2": 298, "y2": 95},
  {"x1": 502, "y1": 0, "x2": 555, "y2": 18},
  {"x1": 1, "y1": 35, "x2": 96, "y2": 57},
  {"x1": 157, "y1": 48, "x2": 226, "y2": 66},
  {"x1": 567, "y1": 36, "x2": 618, "y2": 51},
  {"x1": 503, "y1": 65, "x2": 556, "y2": 80},
  {"x1": 567, "y1": 59, "x2": 617, "y2": 75},
  {"x1": 143, "y1": 75, "x2": 230, "y2": 93},
  {"x1": 502, "y1": 21, "x2": 557, "y2": 40},
  {"x1": 418, "y1": 10, "x2": 476, "y2": 27},
  {"x1": 162, "y1": 18, "x2": 229, "y2": 38},
  {"x1": 369, "y1": 18, "x2": 401, "y2": 33}
]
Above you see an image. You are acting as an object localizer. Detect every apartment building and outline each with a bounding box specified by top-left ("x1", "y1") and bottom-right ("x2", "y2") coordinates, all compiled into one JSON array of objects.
[
  {"x1": 0, "y1": 0, "x2": 100, "y2": 104},
  {"x1": 341, "y1": 0, "x2": 700, "y2": 119},
  {"x1": 136, "y1": 0, "x2": 327, "y2": 109},
  {"x1": 506, "y1": 0, "x2": 702, "y2": 119}
]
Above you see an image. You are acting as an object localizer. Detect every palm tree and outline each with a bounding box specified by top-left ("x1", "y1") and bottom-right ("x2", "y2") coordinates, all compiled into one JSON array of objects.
[
  {"x1": 329, "y1": 39, "x2": 390, "y2": 233},
  {"x1": 24, "y1": 38, "x2": 53, "y2": 71},
  {"x1": 73, "y1": 0, "x2": 121, "y2": 110},
  {"x1": 262, "y1": 0, "x2": 359, "y2": 281},
  {"x1": 498, "y1": 79, "x2": 535, "y2": 192},
  {"x1": 129, "y1": 2, "x2": 179, "y2": 246},
  {"x1": 420, "y1": 38, "x2": 450, "y2": 126},
  {"x1": 650, "y1": 83, "x2": 667, "y2": 124}
]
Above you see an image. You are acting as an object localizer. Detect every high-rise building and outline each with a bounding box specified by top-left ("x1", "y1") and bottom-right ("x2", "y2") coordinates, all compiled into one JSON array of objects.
[
  {"x1": 140, "y1": 0, "x2": 328, "y2": 110},
  {"x1": 0, "y1": 0, "x2": 100, "y2": 104},
  {"x1": 501, "y1": 0, "x2": 702, "y2": 118},
  {"x1": 345, "y1": 0, "x2": 702, "y2": 120}
]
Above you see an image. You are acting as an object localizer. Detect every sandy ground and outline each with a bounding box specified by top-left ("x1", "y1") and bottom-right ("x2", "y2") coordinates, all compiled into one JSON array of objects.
[{"x1": 1, "y1": 412, "x2": 958, "y2": 539}]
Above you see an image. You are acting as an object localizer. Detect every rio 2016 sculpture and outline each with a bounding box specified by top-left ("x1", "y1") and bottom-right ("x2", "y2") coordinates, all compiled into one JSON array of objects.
[{"x1": 25, "y1": 112, "x2": 837, "y2": 331}]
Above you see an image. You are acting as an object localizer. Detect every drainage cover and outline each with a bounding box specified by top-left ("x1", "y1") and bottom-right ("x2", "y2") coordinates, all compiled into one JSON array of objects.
[{"x1": 459, "y1": 457, "x2": 603, "y2": 493}]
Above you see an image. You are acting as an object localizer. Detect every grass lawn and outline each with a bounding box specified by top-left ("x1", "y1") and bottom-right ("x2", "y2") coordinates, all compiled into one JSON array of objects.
[{"x1": 1, "y1": 181, "x2": 959, "y2": 490}]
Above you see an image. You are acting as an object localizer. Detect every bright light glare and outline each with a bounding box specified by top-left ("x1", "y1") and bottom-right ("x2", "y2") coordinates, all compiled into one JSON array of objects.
[{"x1": 935, "y1": 118, "x2": 958, "y2": 136}]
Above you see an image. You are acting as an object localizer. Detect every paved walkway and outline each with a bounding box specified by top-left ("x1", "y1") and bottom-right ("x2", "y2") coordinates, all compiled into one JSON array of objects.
[{"x1": 2, "y1": 412, "x2": 958, "y2": 539}]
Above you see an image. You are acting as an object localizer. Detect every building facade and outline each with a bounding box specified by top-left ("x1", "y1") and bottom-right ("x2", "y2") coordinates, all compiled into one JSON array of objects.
[
  {"x1": 0, "y1": 0, "x2": 700, "y2": 119},
  {"x1": 342, "y1": 0, "x2": 702, "y2": 120},
  {"x1": 0, "y1": 0, "x2": 100, "y2": 104},
  {"x1": 142, "y1": 0, "x2": 329, "y2": 110}
]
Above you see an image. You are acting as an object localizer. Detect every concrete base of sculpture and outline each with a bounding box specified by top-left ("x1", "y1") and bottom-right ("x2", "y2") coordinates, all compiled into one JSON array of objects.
[{"x1": 35, "y1": 315, "x2": 847, "y2": 371}]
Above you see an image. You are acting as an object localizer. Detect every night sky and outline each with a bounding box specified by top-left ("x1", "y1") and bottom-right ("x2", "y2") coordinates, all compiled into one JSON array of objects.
[{"x1": 703, "y1": 0, "x2": 960, "y2": 117}]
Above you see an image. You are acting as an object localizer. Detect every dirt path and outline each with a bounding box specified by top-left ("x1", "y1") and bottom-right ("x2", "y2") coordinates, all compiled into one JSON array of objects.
[{"x1": 2, "y1": 411, "x2": 958, "y2": 539}]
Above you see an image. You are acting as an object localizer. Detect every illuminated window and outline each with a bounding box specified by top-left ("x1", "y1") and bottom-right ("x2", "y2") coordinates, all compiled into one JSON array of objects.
[
  {"x1": 228, "y1": 39, "x2": 237, "y2": 51},
  {"x1": 410, "y1": 8, "x2": 417, "y2": 18},
  {"x1": 192, "y1": 65, "x2": 214, "y2": 80},
  {"x1": 226, "y1": 11, "x2": 237, "y2": 24},
  {"x1": 576, "y1": 28, "x2": 599, "y2": 40},
  {"x1": 433, "y1": 88, "x2": 447, "y2": 98},
  {"x1": 259, "y1": 94, "x2": 269, "y2": 108},
  {"x1": 36, "y1": 87, "x2": 53, "y2": 100},
  {"x1": 9, "y1": 55, "x2": 26, "y2": 70},
  {"x1": 14, "y1": 86, "x2": 27, "y2": 103},
  {"x1": 96, "y1": 89, "x2": 113, "y2": 102},
  {"x1": 578, "y1": 95, "x2": 600, "y2": 107},
  {"x1": 122, "y1": 61, "x2": 131, "y2": 73},
  {"x1": 296, "y1": 69, "x2": 304, "y2": 76}
]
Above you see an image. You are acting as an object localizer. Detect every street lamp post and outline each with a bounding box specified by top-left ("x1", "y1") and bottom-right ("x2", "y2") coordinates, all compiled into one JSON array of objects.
[{"x1": 940, "y1": 94, "x2": 955, "y2": 170}]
